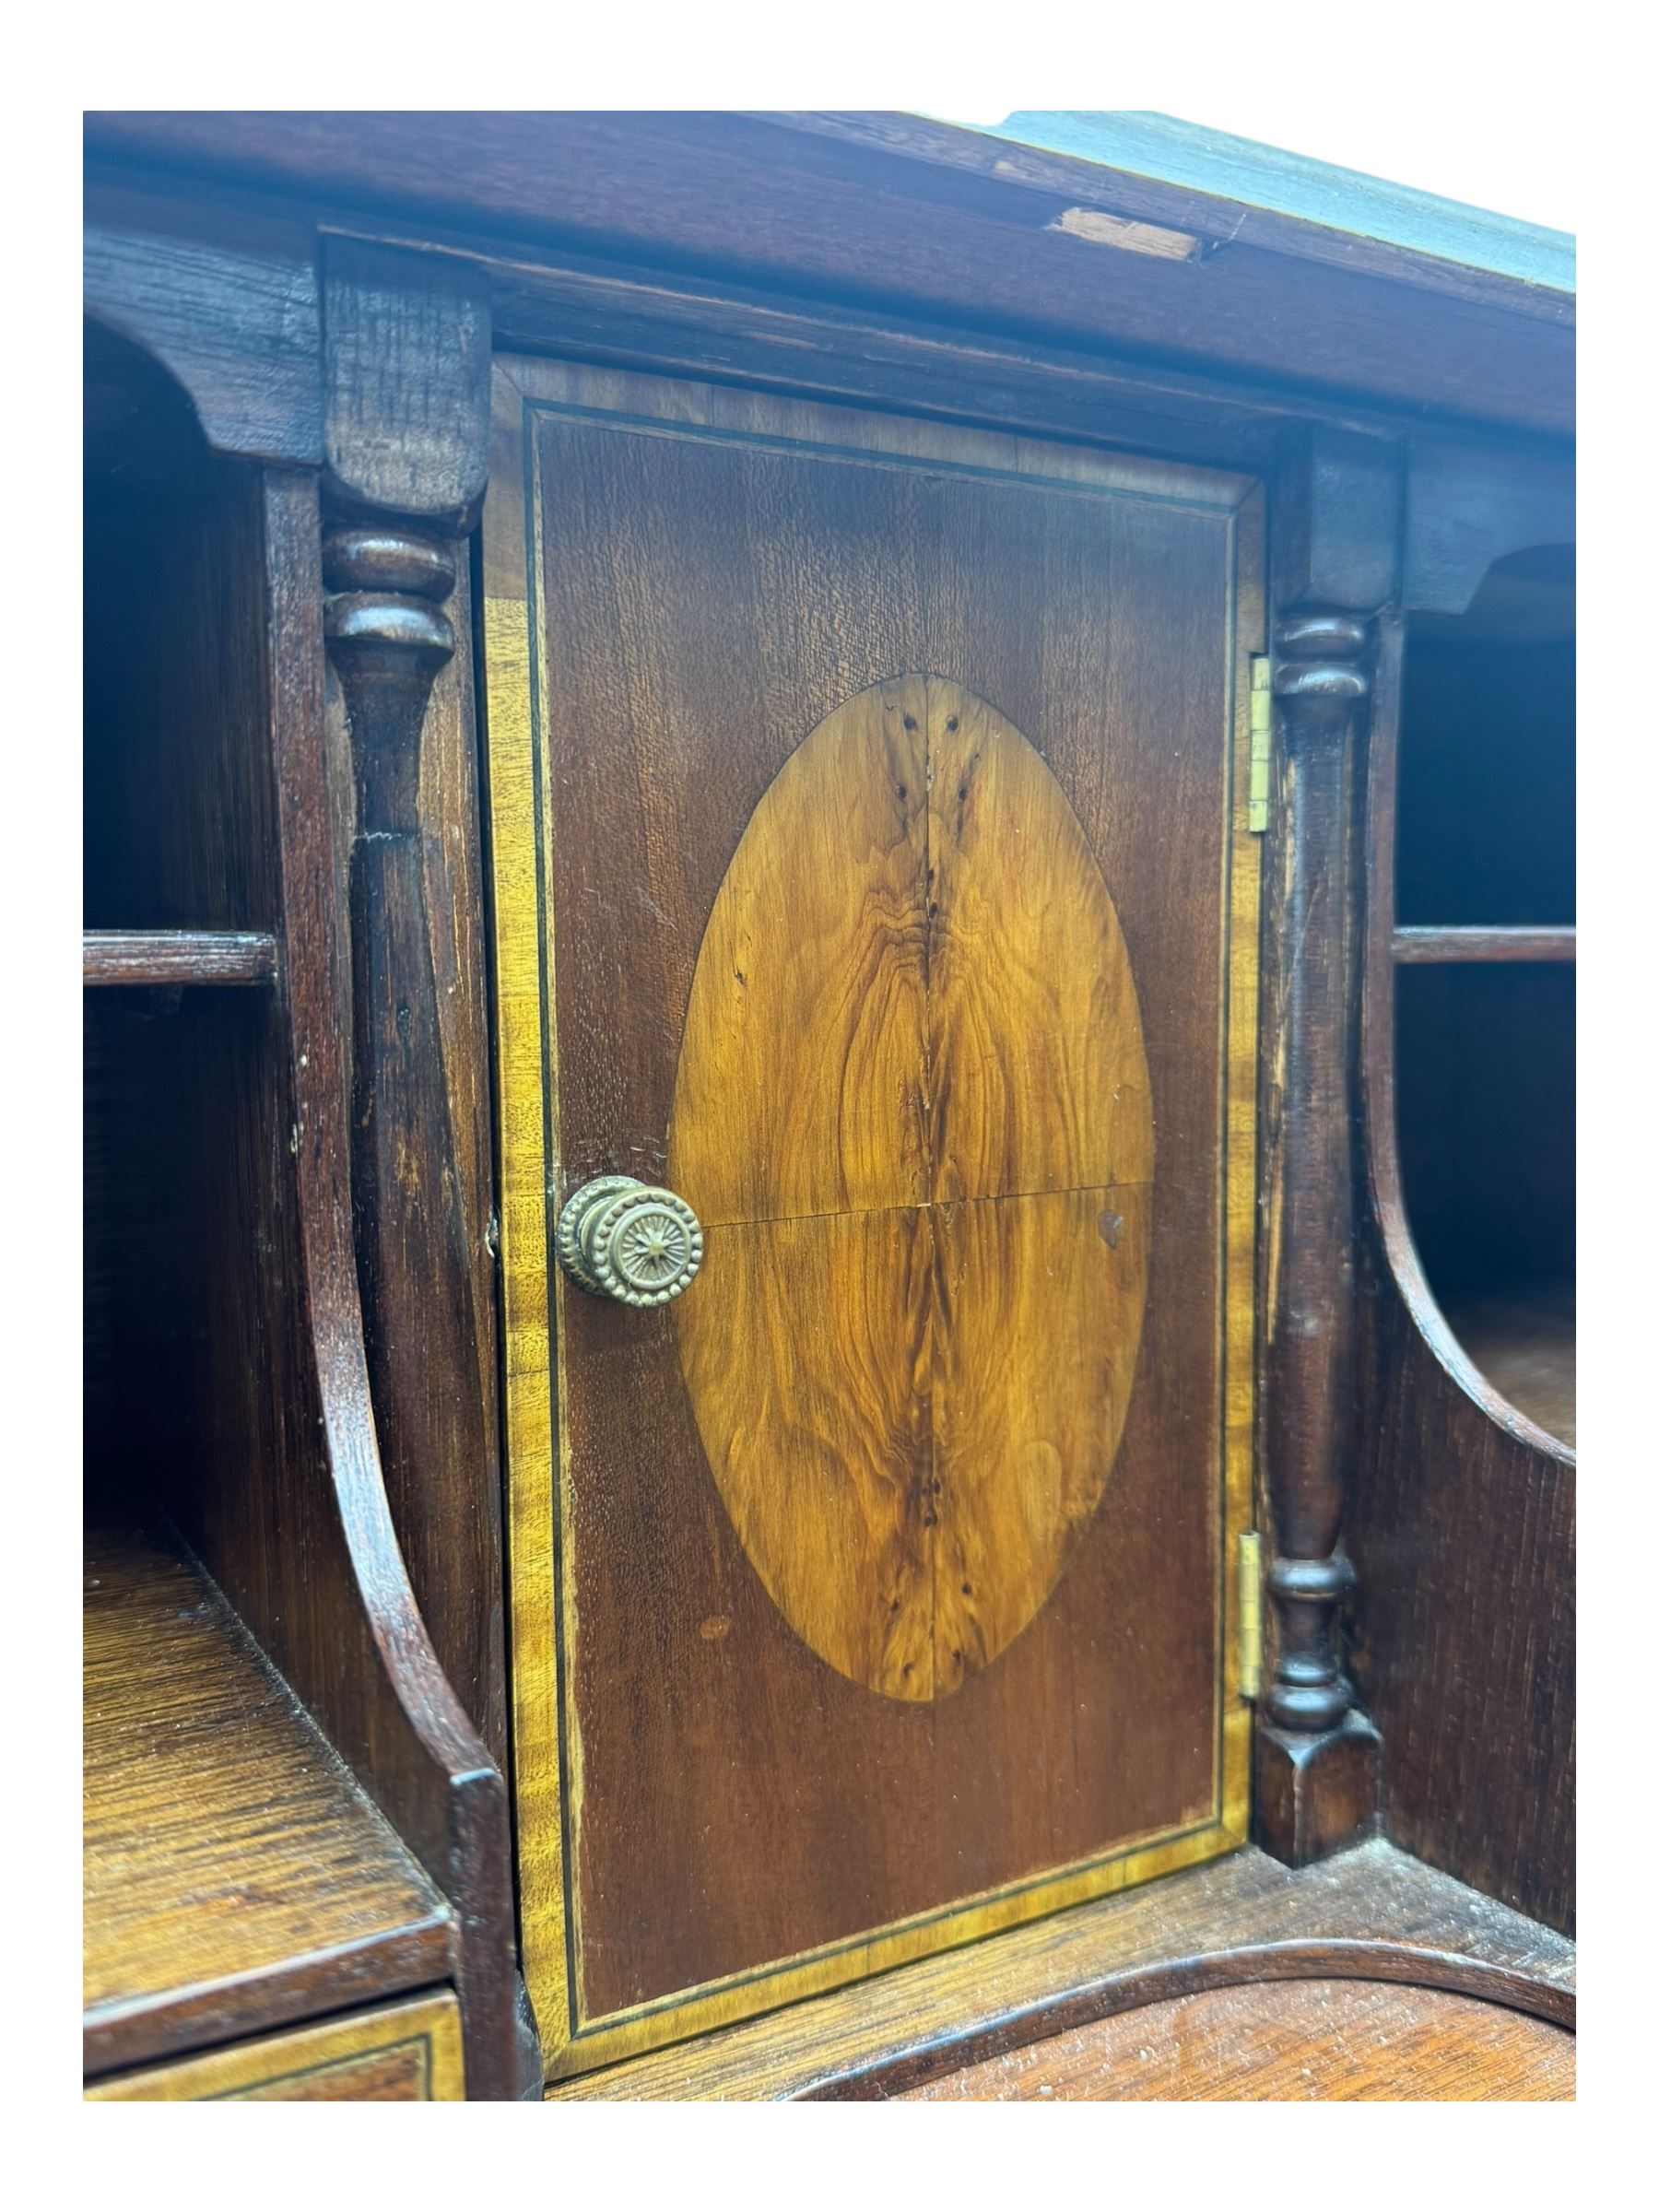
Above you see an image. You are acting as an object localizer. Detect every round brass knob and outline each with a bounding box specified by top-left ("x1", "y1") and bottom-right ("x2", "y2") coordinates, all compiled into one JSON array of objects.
[{"x1": 555, "y1": 1174, "x2": 704, "y2": 1306}]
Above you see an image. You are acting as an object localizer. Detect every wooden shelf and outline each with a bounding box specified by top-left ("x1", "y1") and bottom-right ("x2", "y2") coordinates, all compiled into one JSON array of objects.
[
  {"x1": 899, "y1": 1977, "x2": 1573, "y2": 2101},
  {"x1": 83, "y1": 930, "x2": 278, "y2": 988},
  {"x1": 1392, "y1": 926, "x2": 1574, "y2": 964},
  {"x1": 83, "y1": 1521, "x2": 453, "y2": 2080},
  {"x1": 548, "y1": 1836, "x2": 1574, "y2": 2100},
  {"x1": 1440, "y1": 1280, "x2": 1576, "y2": 1449}
]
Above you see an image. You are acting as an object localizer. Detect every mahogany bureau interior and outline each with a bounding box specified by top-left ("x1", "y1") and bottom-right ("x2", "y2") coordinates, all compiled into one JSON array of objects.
[{"x1": 81, "y1": 108, "x2": 1574, "y2": 2102}]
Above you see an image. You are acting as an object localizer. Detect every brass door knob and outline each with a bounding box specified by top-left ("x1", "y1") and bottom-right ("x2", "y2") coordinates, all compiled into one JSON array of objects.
[{"x1": 555, "y1": 1174, "x2": 704, "y2": 1306}]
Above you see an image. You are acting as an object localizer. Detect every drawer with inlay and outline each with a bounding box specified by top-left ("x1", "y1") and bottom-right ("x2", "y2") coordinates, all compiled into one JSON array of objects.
[{"x1": 85, "y1": 1993, "x2": 465, "y2": 2102}]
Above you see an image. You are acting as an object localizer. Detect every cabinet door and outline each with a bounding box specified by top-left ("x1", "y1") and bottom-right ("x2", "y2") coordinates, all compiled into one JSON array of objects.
[{"x1": 485, "y1": 359, "x2": 1263, "y2": 2078}]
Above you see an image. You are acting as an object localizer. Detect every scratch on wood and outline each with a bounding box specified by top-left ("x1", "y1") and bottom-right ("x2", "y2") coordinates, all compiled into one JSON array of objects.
[{"x1": 1047, "y1": 208, "x2": 1204, "y2": 262}]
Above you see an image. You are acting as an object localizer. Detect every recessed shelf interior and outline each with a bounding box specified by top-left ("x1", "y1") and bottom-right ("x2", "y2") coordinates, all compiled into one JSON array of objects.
[
  {"x1": 1396, "y1": 545, "x2": 1575, "y2": 930},
  {"x1": 84, "y1": 323, "x2": 359, "y2": 2079},
  {"x1": 1394, "y1": 546, "x2": 1575, "y2": 1446},
  {"x1": 83, "y1": 322, "x2": 290, "y2": 1508},
  {"x1": 84, "y1": 318, "x2": 276, "y2": 936}
]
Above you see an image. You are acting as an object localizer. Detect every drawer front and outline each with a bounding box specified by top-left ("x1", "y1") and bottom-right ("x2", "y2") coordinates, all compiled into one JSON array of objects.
[
  {"x1": 485, "y1": 358, "x2": 1264, "y2": 2078},
  {"x1": 85, "y1": 1992, "x2": 464, "y2": 2101}
]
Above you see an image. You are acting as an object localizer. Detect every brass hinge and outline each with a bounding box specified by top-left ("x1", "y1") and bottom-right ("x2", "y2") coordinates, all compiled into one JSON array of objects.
[
  {"x1": 1237, "y1": 1530, "x2": 1264, "y2": 1700},
  {"x1": 1247, "y1": 656, "x2": 1273, "y2": 833}
]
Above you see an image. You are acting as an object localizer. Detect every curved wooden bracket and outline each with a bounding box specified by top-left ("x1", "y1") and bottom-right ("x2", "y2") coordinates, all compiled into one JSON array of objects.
[
  {"x1": 83, "y1": 182, "x2": 323, "y2": 465},
  {"x1": 259, "y1": 470, "x2": 520, "y2": 2096},
  {"x1": 306, "y1": 237, "x2": 517, "y2": 2091}
]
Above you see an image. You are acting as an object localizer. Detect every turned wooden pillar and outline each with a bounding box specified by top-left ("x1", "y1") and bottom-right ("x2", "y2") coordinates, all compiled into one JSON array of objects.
[
  {"x1": 1255, "y1": 428, "x2": 1400, "y2": 1865},
  {"x1": 324, "y1": 520, "x2": 478, "y2": 1541}
]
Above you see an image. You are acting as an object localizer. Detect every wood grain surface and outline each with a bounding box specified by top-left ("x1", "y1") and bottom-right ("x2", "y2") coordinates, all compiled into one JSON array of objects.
[
  {"x1": 321, "y1": 235, "x2": 490, "y2": 527},
  {"x1": 925, "y1": 681, "x2": 1152, "y2": 1203},
  {"x1": 672, "y1": 672, "x2": 1155, "y2": 1215},
  {"x1": 764, "y1": 112, "x2": 1573, "y2": 323},
  {"x1": 87, "y1": 1991, "x2": 465, "y2": 2101},
  {"x1": 548, "y1": 1836, "x2": 1574, "y2": 2100},
  {"x1": 671, "y1": 677, "x2": 1151, "y2": 1699},
  {"x1": 899, "y1": 1977, "x2": 1574, "y2": 2101},
  {"x1": 671, "y1": 677, "x2": 931, "y2": 1223},
  {"x1": 83, "y1": 181, "x2": 322, "y2": 466},
  {"x1": 678, "y1": 1187, "x2": 1150, "y2": 1701},
  {"x1": 679, "y1": 1206, "x2": 934, "y2": 1700},
  {"x1": 82, "y1": 112, "x2": 1572, "y2": 436},
  {"x1": 487, "y1": 356, "x2": 1262, "y2": 2068},
  {"x1": 83, "y1": 1524, "x2": 453, "y2": 2077},
  {"x1": 88, "y1": 169, "x2": 1570, "y2": 507},
  {"x1": 931, "y1": 1185, "x2": 1152, "y2": 1690}
]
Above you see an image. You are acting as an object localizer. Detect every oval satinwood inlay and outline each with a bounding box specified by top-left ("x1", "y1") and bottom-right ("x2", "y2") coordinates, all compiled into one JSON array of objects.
[{"x1": 670, "y1": 677, "x2": 1154, "y2": 1701}]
